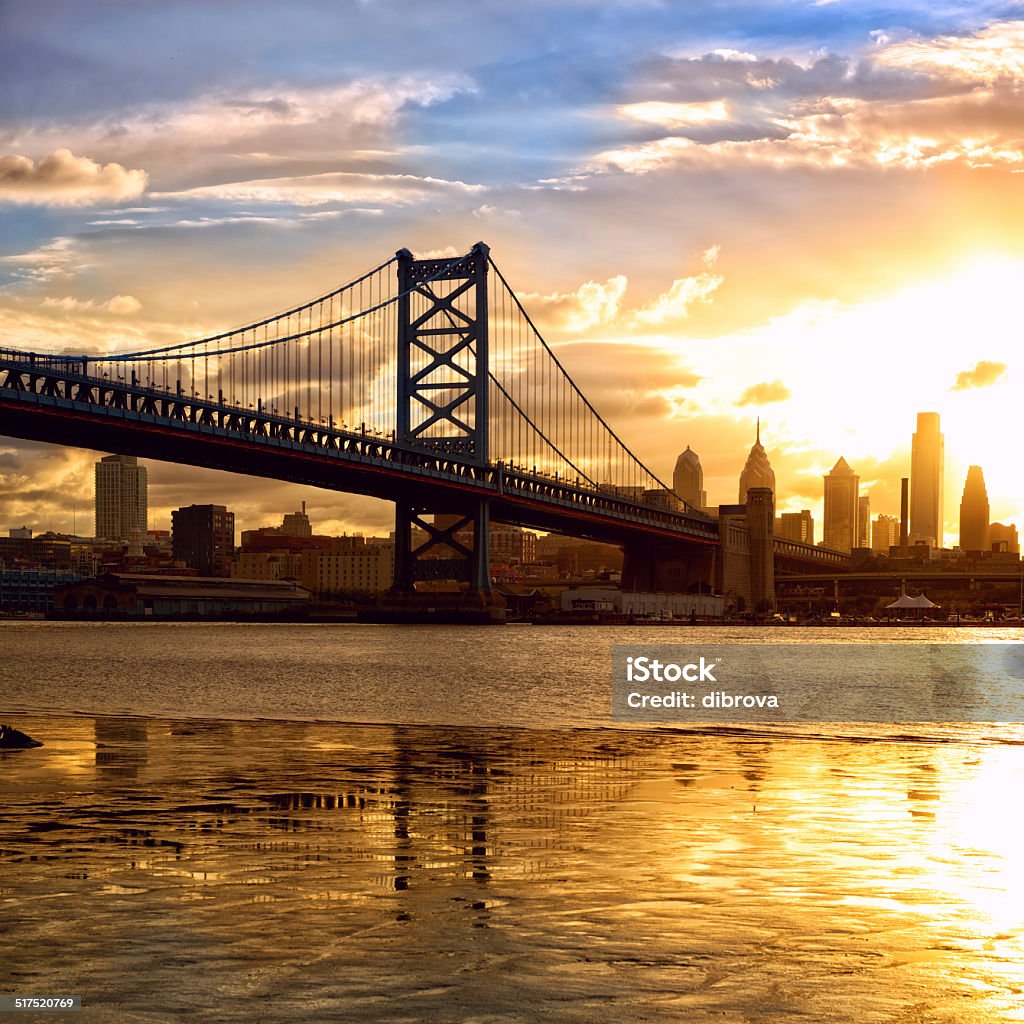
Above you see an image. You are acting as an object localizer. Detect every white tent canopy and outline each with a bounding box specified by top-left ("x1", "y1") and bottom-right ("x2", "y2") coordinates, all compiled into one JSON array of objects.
[{"x1": 886, "y1": 592, "x2": 938, "y2": 609}]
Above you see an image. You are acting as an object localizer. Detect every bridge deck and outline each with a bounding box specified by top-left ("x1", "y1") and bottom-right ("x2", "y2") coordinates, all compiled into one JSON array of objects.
[
  {"x1": 0, "y1": 354, "x2": 850, "y2": 568},
  {"x1": 0, "y1": 356, "x2": 720, "y2": 547}
]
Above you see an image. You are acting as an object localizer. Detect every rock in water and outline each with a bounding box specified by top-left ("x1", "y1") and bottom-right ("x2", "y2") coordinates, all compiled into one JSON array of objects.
[{"x1": 0, "y1": 724, "x2": 42, "y2": 749}]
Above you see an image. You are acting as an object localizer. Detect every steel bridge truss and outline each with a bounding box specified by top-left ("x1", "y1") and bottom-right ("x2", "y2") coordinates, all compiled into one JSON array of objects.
[{"x1": 394, "y1": 243, "x2": 491, "y2": 590}]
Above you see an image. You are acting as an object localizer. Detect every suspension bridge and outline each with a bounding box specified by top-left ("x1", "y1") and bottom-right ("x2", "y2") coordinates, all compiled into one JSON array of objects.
[{"x1": 0, "y1": 243, "x2": 844, "y2": 607}]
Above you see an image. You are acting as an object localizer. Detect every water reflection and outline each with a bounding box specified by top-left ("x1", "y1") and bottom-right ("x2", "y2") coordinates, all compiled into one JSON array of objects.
[
  {"x1": 2, "y1": 716, "x2": 1024, "y2": 1020},
  {"x1": 93, "y1": 717, "x2": 149, "y2": 778}
]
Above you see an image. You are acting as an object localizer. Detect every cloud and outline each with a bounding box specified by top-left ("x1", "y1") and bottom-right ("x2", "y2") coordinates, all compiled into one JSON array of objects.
[
  {"x1": 150, "y1": 77, "x2": 471, "y2": 143},
  {"x1": 522, "y1": 174, "x2": 590, "y2": 192},
  {"x1": 876, "y1": 21, "x2": 1024, "y2": 84},
  {"x1": 618, "y1": 100, "x2": 731, "y2": 128},
  {"x1": 0, "y1": 149, "x2": 147, "y2": 205},
  {"x1": 541, "y1": 340, "x2": 703, "y2": 427},
  {"x1": 952, "y1": 359, "x2": 1006, "y2": 390},
  {"x1": 518, "y1": 275, "x2": 629, "y2": 333},
  {"x1": 41, "y1": 294, "x2": 143, "y2": 315},
  {"x1": 630, "y1": 247, "x2": 723, "y2": 326},
  {"x1": 106, "y1": 295, "x2": 142, "y2": 314},
  {"x1": 737, "y1": 379, "x2": 791, "y2": 406},
  {"x1": 415, "y1": 246, "x2": 461, "y2": 259},
  {"x1": 168, "y1": 214, "x2": 285, "y2": 228},
  {"x1": 154, "y1": 170, "x2": 485, "y2": 207},
  {"x1": 593, "y1": 22, "x2": 1024, "y2": 176},
  {"x1": 4, "y1": 77, "x2": 473, "y2": 193},
  {"x1": 1, "y1": 237, "x2": 80, "y2": 282},
  {"x1": 0, "y1": 291, "x2": 200, "y2": 358},
  {"x1": 0, "y1": 443, "x2": 95, "y2": 532},
  {"x1": 517, "y1": 247, "x2": 723, "y2": 335},
  {"x1": 472, "y1": 204, "x2": 521, "y2": 220},
  {"x1": 595, "y1": 96, "x2": 1024, "y2": 173}
]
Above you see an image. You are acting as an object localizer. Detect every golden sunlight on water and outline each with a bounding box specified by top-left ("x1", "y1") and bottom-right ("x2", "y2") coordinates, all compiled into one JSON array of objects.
[{"x1": 3, "y1": 715, "x2": 1024, "y2": 1021}]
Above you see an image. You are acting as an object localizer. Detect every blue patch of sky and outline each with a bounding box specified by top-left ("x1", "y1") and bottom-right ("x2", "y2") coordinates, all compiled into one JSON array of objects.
[
  {"x1": 3, "y1": 2, "x2": 1016, "y2": 122},
  {"x1": 0, "y1": 207, "x2": 65, "y2": 263}
]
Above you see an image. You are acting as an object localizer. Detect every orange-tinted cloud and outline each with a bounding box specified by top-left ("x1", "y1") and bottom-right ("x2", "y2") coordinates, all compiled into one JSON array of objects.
[
  {"x1": 952, "y1": 359, "x2": 1007, "y2": 390},
  {"x1": 737, "y1": 379, "x2": 791, "y2": 406},
  {"x1": 0, "y1": 149, "x2": 147, "y2": 205},
  {"x1": 518, "y1": 275, "x2": 628, "y2": 332},
  {"x1": 519, "y1": 247, "x2": 722, "y2": 334},
  {"x1": 629, "y1": 247, "x2": 722, "y2": 326}
]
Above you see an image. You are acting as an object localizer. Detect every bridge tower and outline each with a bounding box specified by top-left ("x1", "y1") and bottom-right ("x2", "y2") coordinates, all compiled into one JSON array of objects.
[{"x1": 391, "y1": 243, "x2": 493, "y2": 595}]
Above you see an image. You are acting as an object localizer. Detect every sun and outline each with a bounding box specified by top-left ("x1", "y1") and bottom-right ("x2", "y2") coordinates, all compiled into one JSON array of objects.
[{"x1": 665, "y1": 252, "x2": 1024, "y2": 540}]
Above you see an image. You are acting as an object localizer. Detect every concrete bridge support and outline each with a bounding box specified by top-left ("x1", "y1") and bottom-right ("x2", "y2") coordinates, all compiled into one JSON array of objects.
[
  {"x1": 713, "y1": 489, "x2": 776, "y2": 612},
  {"x1": 746, "y1": 487, "x2": 776, "y2": 613}
]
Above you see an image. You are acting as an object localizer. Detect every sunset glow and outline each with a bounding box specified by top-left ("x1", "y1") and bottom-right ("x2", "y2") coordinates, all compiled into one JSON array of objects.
[{"x1": 2, "y1": 5, "x2": 1024, "y2": 542}]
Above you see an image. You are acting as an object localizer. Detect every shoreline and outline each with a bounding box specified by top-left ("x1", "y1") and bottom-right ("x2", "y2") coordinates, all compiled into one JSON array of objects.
[
  {"x1": 3, "y1": 709, "x2": 1019, "y2": 749},
  {"x1": 11, "y1": 614, "x2": 1024, "y2": 626}
]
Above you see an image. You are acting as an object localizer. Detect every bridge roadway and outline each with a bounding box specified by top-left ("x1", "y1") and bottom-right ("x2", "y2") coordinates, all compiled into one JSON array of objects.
[{"x1": 0, "y1": 352, "x2": 846, "y2": 572}]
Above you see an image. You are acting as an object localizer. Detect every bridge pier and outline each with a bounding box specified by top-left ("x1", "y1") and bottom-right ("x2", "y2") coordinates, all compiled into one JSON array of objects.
[
  {"x1": 378, "y1": 498, "x2": 503, "y2": 623},
  {"x1": 746, "y1": 487, "x2": 776, "y2": 613},
  {"x1": 391, "y1": 499, "x2": 492, "y2": 595},
  {"x1": 714, "y1": 488, "x2": 776, "y2": 613}
]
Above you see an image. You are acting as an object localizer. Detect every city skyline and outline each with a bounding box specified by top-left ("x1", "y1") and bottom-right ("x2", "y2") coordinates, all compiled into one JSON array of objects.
[
  {"x1": 0, "y1": 404, "x2": 1014, "y2": 552},
  {"x1": 3, "y1": 4, "x2": 1024, "y2": 544}
]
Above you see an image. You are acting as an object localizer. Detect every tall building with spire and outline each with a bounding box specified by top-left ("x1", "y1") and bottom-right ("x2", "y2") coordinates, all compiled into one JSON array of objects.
[
  {"x1": 959, "y1": 466, "x2": 990, "y2": 552},
  {"x1": 910, "y1": 412, "x2": 944, "y2": 547},
  {"x1": 673, "y1": 446, "x2": 706, "y2": 510},
  {"x1": 738, "y1": 419, "x2": 775, "y2": 504},
  {"x1": 823, "y1": 457, "x2": 859, "y2": 552}
]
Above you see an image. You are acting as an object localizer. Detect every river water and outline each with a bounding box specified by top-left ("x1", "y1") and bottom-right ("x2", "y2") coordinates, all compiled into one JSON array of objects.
[{"x1": 3, "y1": 624, "x2": 1024, "y2": 1021}]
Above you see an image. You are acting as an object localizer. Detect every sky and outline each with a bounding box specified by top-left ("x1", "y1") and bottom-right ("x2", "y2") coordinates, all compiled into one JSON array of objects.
[{"x1": 2, "y1": 0, "x2": 1024, "y2": 544}]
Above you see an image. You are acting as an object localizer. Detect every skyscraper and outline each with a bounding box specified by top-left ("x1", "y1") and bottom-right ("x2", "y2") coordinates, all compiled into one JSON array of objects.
[
  {"x1": 94, "y1": 454, "x2": 148, "y2": 541},
  {"x1": 872, "y1": 514, "x2": 899, "y2": 553},
  {"x1": 910, "y1": 412, "x2": 944, "y2": 547},
  {"x1": 823, "y1": 457, "x2": 859, "y2": 552},
  {"x1": 673, "y1": 446, "x2": 706, "y2": 510},
  {"x1": 172, "y1": 504, "x2": 235, "y2": 577},
  {"x1": 857, "y1": 495, "x2": 871, "y2": 549},
  {"x1": 738, "y1": 420, "x2": 775, "y2": 503},
  {"x1": 959, "y1": 466, "x2": 990, "y2": 552},
  {"x1": 776, "y1": 510, "x2": 814, "y2": 546}
]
